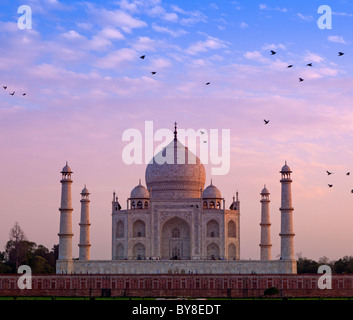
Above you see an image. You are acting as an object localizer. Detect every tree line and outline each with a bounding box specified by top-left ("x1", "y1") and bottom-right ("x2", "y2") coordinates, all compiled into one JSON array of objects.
[
  {"x1": 0, "y1": 222, "x2": 57, "y2": 274},
  {"x1": 1, "y1": 223, "x2": 353, "y2": 274},
  {"x1": 297, "y1": 255, "x2": 353, "y2": 274}
]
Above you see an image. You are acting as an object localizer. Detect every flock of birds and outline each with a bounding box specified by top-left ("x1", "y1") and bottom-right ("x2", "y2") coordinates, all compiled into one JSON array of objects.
[
  {"x1": 2, "y1": 85, "x2": 26, "y2": 96},
  {"x1": 263, "y1": 50, "x2": 345, "y2": 126},
  {"x1": 326, "y1": 170, "x2": 353, "y2": 193},
  {"x1": 3, "y1": 51, "x2": 349, "y2": 193},
  {"x1": 143, "y1": 51, "x2": 350, "y2": 195},
  {"x1": 140, "y1": 54, "x2": 211, "y2": 85}
]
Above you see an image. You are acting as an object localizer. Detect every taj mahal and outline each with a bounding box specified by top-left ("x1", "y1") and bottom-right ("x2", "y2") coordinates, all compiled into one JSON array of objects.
[{"x1": 56, "y1": 125, "x2": 297, "y2": 274}]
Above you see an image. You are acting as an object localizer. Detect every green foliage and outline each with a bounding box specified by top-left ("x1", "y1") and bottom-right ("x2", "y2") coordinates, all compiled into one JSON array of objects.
[
  {"x1": 297, "y1": 257, "x2": 320, "y2": 274},
  {"x1": 264, "y1": 287, "x2": 280, "y2": 296},
  {"x1": 332, "y1": 256, "x2": 353, "y2": 274},
  {"x1": 0, "y1": 223, "x2": 57, "y2": 274}
]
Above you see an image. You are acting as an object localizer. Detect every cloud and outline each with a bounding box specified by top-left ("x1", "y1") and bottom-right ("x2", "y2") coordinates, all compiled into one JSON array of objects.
[
  {"x1": 94, "y1": 48, "x2": 137, "y2": 69},
  {"x1": 148, "y1": 57, "x2": 171, "y2": 70},
  {"x1": 304, "y1": 52, "x2": 325, "y2": 63},
  {"x1": 332, "y1": 11, "x2": 353, "y2": 17},
  {"x1": 62, "y1": 30, "x2": 85, "y2": 40},
  {"x1": 88, "y1": 7, "x2": 147, "y2": 33},
  {"x1": 259, "y1": 4, "x2": 287, "y2": 12},
  {"x1": 243, "y1": 51, "x2": 270, "y2": 64},
  {"x1": 297, "y1": 13, "x2": 314, "y2": 21},
  {"x1": 240, "y1": 22, "x2": 248, "y2": 29},
  {"x1": 60, "y1": 28, "x2": 125, "y2": 52},
  {"x1": 328, "y1": 35, "x2": 346, "y2": 44},
  {"x1": 152, "y1": 23, "x2": 187, "y2": 37},
  {"x1": 171, "y1": 5, "x2": 207, "y2": 25},
  {"x1": 261, "y1": 43, "x2": 287, "y2": 51},
  {"x1": 185, "y1": 35, "x2": 227, "y2": 55}
]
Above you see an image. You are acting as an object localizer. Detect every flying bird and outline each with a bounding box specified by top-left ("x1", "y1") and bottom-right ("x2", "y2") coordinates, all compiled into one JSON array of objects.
[
  {"x1": 270, "y1": 50, "x2": 276, "y2": 55},
  {"x1": 3, "y1": 86, "x2": 7, "y2": 89},
  {"x1": 338, "y1": 52, "x2": 344, "y2": 56},
  {"x1": 287, "y1": 65, "x2": 293, "y2": 68},
  {"x1": 151, "y1": 72, "x2": 156, "y2": 75},
  {"x1": 306, "y1": 63, "x2": 313, "y2": 67},
  {"x1": 326, "y1": 170, "x2": 333, "y2": 175},
  {"x1": 264, "y1": 119, "x2": 269, "y2": 125},
  {"x1": 299, "y1": 78, "x2": 304, "y2": 82},
  {"x1": 140, "y1": 55, "x2": 145, "y2": 59},
  {"x1": 200, "y1": 131, "x2": 205, "y2": 134},
  {"x1": 328, "y1": 184, "x2": 333, "y2": 188},
  {"x1": 9, "y1": 91, "x2": 15, "y2": 95},
  {"x1": 205, "y1": 82, "x2": 210, "y2": 85},
  {"x1": 351, "y1": 189, "x2": 353, "y2": 193},
  {"x1": 22, "y1": 93, "x2": 26, "y2": 96},
  {"x1": 347, "y1": 172, "x2": 350, "y2": 176}
]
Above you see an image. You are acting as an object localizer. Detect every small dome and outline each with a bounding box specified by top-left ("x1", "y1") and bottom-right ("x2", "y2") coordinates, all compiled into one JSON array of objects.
[
  {"x1": 81, "y1": 185, "x2": 90, "y2": 194},
  {"x1": 61, "y1": 162, "x2": 72, "y2": 173},
  {"x1": 130, "y1": 181, "x2": 149, "y2": 199},
  {"x1": 280, "y1": 161, "x2": 291, "y2": 172},
  {"x1": 203, "y1": 181, "x2": 222, "y2": 199},
  {"x1": 261, "y1": 185, "x2": 269, "y2": 194}
]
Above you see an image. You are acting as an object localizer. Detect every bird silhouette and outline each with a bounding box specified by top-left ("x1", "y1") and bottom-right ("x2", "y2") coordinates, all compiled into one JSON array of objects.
[
  {"x1": 3, "y1": 86, "x2": 7, "y2": 89},
  {"x1": 299, "y1": 78, "x2": 304, "y2": 82},
  {"x1": 287, "y1": 65, "x2": 293, "y2": 68},
  {"x1": 264, "y1": 119, "x2": 269, "y2": 125},
  {"x1": 140, "y1": 55, "x2": 145, "y2": 59},
  {"x1": 151, "y1": 72, "x2": 156, "y2": 75},
  {"x1": 338, "y1": 52, "x2": 344, "y2": 56},
  {"x1": 22, "y1": 93, "x2": 26, "y2": 96},
  {"x1": 328, "y1": 184, "x2": 333, "y2": 188},
  {"x1": 9, "y1": 91, "x2": 15, "y2": 95},
  {"x1": 205, "y1": 82, "x2": 210, "y2": 85},
  {"x1": 200, "y1": 131, "x2": 205, "y2": 134},
  {"x1": 326, "y1": 170, "x2": 333, "y2": 175},
  {"x1": 347, "y1": 172, "x2": 350, "y2": 176},
  {"x1": 271, "y1": 50, "x2": 276, "y2": 55},
  {"x1": 351, "y1": 189, "x2": 353, "y2": 193},
  {"x1": 306, "y1": 63, "x2": 313, "y2": 67},
  {"x1": 203, "y1": 141, "x2": 207, "y2": 143}
]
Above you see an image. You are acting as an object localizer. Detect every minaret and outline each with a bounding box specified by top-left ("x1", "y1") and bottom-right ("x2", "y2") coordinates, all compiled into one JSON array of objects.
[
  {"x1": 260, "y1": 185, "x2": 272, "y2": 260},
  {"x1": 78, "y1": 185, "x2": 91, "y2": 260},
  {"x1": 58, "y1": 162, "x2": 74, "y2": 260},
  {"x1": 279, "y1": 162, "x2": 295, "y2": 260}
]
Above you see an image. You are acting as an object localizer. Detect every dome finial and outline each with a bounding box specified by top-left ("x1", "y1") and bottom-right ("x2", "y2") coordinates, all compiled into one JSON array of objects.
[
  {"x1": 139, "y1": 178, "x2": 141, "y2": 185},
  {"x1": 174, "y1": 121, "x2": 177, "y2": 140}
]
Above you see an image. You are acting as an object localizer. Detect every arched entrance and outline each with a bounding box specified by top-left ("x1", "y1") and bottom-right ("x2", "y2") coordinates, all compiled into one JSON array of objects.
[{"x1": 161, "y1": 217, "x2": 191, "y2": 259}]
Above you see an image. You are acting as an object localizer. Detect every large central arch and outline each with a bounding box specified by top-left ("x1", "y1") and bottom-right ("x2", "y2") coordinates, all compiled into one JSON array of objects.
[{"x1": 161, "y1": 216, "x2": 191, "y2": 259}]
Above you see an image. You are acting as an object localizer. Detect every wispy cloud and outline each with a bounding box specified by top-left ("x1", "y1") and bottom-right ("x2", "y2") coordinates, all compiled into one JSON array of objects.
[
  {"x1": 297, "y1": 13, "x2": 314, "y2": 22},
  {"x1": 328, "y1": 35, "x2": 347, "y2": 44},
  {"x1": 240, "y1": 22, "x2": 249, "y2": 29},
  {"x1": 152, "y1": 23, "x2": 187, "y2": 37},
  {"x1": 87, "y1": 6, "x2": 147, "y2": 33},
  {"x1": 185, "y1": 35, "x2": 227, "y2": 55},
  {"x1": 259, "y1": 4, "x2": 287, "y2": 12}
]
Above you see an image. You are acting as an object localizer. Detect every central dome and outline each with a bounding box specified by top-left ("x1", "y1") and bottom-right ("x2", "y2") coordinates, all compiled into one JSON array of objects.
[{"x1": 145, "y1": 138, "x2": 206, "y2": 200}]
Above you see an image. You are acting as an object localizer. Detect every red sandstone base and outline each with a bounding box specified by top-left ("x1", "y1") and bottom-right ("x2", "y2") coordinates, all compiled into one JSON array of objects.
[{"x1": 1, "y1": 274, "x2": 352, "y2": 298}]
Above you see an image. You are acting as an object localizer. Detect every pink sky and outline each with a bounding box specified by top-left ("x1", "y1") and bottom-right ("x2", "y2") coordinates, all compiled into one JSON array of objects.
[{"x1": 1, "y1": 1, "x2": 353, "y2": 262}]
